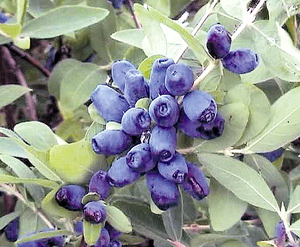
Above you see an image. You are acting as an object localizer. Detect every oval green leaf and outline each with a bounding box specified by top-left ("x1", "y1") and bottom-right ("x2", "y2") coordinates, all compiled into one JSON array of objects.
[
  {"x1": 106, "y1": 205, "x2": 132, "y2": 233},
  {"x1": 0, "y1": 85, "x2": 31, "y2": 109},
  {"x1": 83, "y1": 220, "x2": 103, "y2": 246}
]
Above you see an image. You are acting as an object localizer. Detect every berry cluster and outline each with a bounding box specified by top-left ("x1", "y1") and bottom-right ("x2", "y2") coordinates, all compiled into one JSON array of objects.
[
  {"x1": 89, "y1": 57, "x2": 221, "y2": 211},
  {"x1": 207, "y1": 23, "x2": 259, "y2": 74}
]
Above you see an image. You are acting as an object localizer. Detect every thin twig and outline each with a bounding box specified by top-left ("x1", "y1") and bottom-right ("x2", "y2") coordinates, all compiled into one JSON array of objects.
[
  {"x1": 1, "y1": 46, "x2": 37, "y2": 121},
  {"x1": 0, "y1": 184, "x2": 55, "y2": 229},
  {"x1": 6, "y1": 44, "x2": 51, "y2": 77},
  {"x1": 127, "y1": 0, "x2": 142, "y2": 29}
]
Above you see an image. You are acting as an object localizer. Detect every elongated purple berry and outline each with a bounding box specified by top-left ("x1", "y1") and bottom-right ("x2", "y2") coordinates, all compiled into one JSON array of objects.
[
  {"x1": 121, "y1": 108, "x2": 151, "y2": 136},
  {"x1": 124, "y1": 69, "x2": 149, "y2": 107},
  {"x1": 55, "y1": 185, "x2": 86, "y2": 211},
  {"x1": 126, "y1": 143, "x2": 156, "y2": 172},
  {"x1": 149, "y1": 95, "x2": 179, "y2": 127},
  {"x1": 109, "y1": 239, "x2": 122, "y2": 247},
  {"x1": 107, "y1": 157, "x2": 140, "y2": 187},
  {"x1": 196, "y1": 114, "x2": 225, "y2": 140},
  {"x1": 206, "y1": 24, "x2": 231, "y2": 59},
  {"x1": 111, "y1": 60, "x2": 136, "y2": 92},
  {"x1": 105, "y1": 222, "x2": 122, "y2": 239},
  {"x1": 149, "y1": 57, "x2": 174, "y2": 99},
  {"x1": 259, "y1": 148, "x2": 284, "y2": 163},
  {"x1": 92, "y1": 129, "x2": 132, "y2": 155},
  {"x1": 181, "y1": 162, "x2": 209, "y2": 200},
  {"x1": 5, "y1": 217, "x2": 19, "y2": 242},
  {"x1": 222, "y1": 48, "x2": 259, "y2": 74},
  {"x1": 94, "y1": 227, "x2": 110, "y2": 247},
  {"x1": 91, "y1": 85, "x2": 130, "y2": 123},
  {"x1": 158, "y1": 152, "x2": 188, "y2": 183},
  {"x1": 89, "y1": 170, "x2": 111, "y2": 199},
  {"x1": 83, "y1": 201, "x2": 107, "y2": 224},
  {"x1": 146, "y1": 170, "x2": 179, "y2": 210},
  {"x1": 183, "y1": 90, "x2": 217, "y2": 123},
  {"x1": 149, "y1": 125, "x2": 177, "y2": 163},
  {"x1": 165, "y1": 63, "x2": 194, "y2": 96}
]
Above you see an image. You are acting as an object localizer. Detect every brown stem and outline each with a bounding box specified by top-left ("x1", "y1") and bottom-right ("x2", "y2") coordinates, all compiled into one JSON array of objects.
[
  {"x1": 6, "y1": 44, "x2": 51, "y2": 78},
  {"x1": 127, "y1": 0, "x2": 142, "y2": 29},
  {"x1": 1, "y1": 46, "x2": 38, "y2": 121}
]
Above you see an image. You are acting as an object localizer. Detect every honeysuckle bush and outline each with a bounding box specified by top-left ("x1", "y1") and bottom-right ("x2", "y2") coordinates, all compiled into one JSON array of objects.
[{"x1": 1, "y1": 0, "x2": 300, "y2": 246}]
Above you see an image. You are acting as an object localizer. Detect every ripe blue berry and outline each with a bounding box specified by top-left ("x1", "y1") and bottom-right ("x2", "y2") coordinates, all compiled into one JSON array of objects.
[
  {"x1": 105, "y1": 222, "x2": 122, "y2": 239},
  {"x1": 89, "y1": 170, "x2": 111, "y2": 199},
  {"x1": 165, "y1": 63, "x2": 194, "y2": 96},
  {"x1": 183, "y1": 90, "x2": 217, "y2": 123},
  {"x1": 149, "y1": 95, "x2": 179, "y2": 127},
  {"x1": 149, "y1": 125, "x2": 177, "y2": 163},
  {"x1": 176, "y1": 110, "x2": 203, "y2": 138},
  {"x1": 124, "y1": 69, "x2": 149, "y2": 107},
  {"x1": 206, "y1": 24, "x2": 231, "y2": 59},
  {"x1": 181, "y1": 162, "x2": 209, "y2": 200},
  {"x1": 75, "y1": 221, "x2": 83, "y2": 234},
  {"x1": 126, "y1": 143, "x2": 156, "y2": 172},
  {"x1": 0, "y1": 13, "x2": 8, "y2": 23},
  {"x1": 121, "y1": 108, "x2": 151, "y2": 136},
  {"x1": 109, "y1": 239, "x2": 122, "y2": 247},
  {"x1": 5, "y1": 217, "x2": 19, "y2": 242},
  {"x1": 55, "y1": 185, "x2": 86, "y2": 211},
  {"x1": 94, "y1": 227, "x2": 110, "y2": 247},
  {"x1": 222, "y1": 48, "x2": 259, "y2": 74},
  {"x1": 149, "y1": 57, "x2": 174, "y2": 99},
  {"x1": 91, "y1": 85, "x2": 130, "y2": 123},
  {"x1": 259, "y1": 148, "x2": 284, "y2": 163},
  {"x1": 111, "y1": 60, "x2": 136, "y2": 92},
  {"x1": 196, "y1": 114, "x2": 225, "y2": 140},
  {"x1": 92, "y1": 129, "x2": 132, "y2": 155},
  {"x1": 146, "y1": 170, "x2": 179, "y2": 211},
  {"x1": 158, "y1": 152, "x2": 188, "y2": 183},
  {"x1": 107, "y1": 157, "x2": 141, "y2": 187},
  {"x1": 83, "y1": 201, "x2": 107, "y2": 224}
]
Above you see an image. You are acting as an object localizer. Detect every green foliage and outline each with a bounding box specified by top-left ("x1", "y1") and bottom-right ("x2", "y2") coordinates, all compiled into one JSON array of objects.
[
  {"x1": 0, "y1": 85, "x2": 31, "y2": 109},
  {"x1": 83, "y1": 220, "x2": 103, "y2": 245}
]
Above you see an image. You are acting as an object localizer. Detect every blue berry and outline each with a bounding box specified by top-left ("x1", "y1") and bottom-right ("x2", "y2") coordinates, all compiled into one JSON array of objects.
[
  {"x1": 206, "y1": 24, "x2": 231, "y2": 59},
  {"x1": 74, "y1": 221, "x2": 83, "y2": 234},
  {"x1": 176, "y1": 110, "x2": 203, "y2": 138},
  {"x1": 196, "y1": 114, "x2": 225, "y2": 140},
  {"x1": 91, "y1": 85, "x2": 130, "y2": 123},
  {"x1": 222, "y1": 48, "x2": 259, "y2": 74},
  {"x1": 121, "y1": 108, "x2": 151, "y2": 136},
  {"x1": 149, "y1": 95, "x2": 179, "y2": 127},
  {"x1": 149, "y1": 125, "x2": 177, "y2": 163},
  {"x1": 149, "y1": 57, "x2": 174, "y2": 99},
  {"x1": 124, "y1": 69, "x2": 149, "y2": 107},
  {"x1": 5, "y1": 217, "x2": 19, "y2": 242},
  {"x1": 146, "y1": 170, "x2": 179, "y2": 211},
  {"x1": 259, "y1": 148, "x2": 284, "y2": 163},
  {"x1": 105, "y1": 222, "x2": 122, "y2": 240},
  {"x1": 89, "y1": 170, "x2": 111, "y2": 199},
  {"x1": 0, "y1": 13, "x2": 8, "y2": 23},
  {"x1": 83, "y1": 201, "x2": 107, "y2": 224},
  {"x1": 107, "y1": 157, "x2": 141, "y2": 187},
  {"x1": 158, "y1": 152, "x2": 188, "y2": 183},
  {"x1": 109, "y1": 239, "x2": 122, "y2": 247},
  {"x1": 165, "y1": 63, "x2": 194, "y2": 96},
  {"x1": 275, "y1": 221, "x2": 286, "y2": 240},
  {"x1": 55, "y1": 185, "x2": 86, "y2": 211},
  {"x1": 94, "y1": 227, "x2": 110, "y2": 247},
  {"x1": 111, "y1": 60, "x2": 136, "y2": 92},
  {"x1": 126, "y1": 143, "x2": 156, "y2": 172},
  {"x1": 181, "y1": 162, "x2": 209, "y2": 200},
  {"x1": 108, "y1": 0, "x2": 126, "y2": 9},
  {"x1": 92, "y1": 129, "x2": 132, "y2": 155},
  {"x1": 183, "y1": 90, "x2": 217, "y2": 123}
]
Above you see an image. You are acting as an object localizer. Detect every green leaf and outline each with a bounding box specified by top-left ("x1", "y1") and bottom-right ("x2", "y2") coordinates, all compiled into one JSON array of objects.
[
  {"x1": 145, "y1": 0, "x2": 170, "y2": 16},
  {"x1": 22, "y1": 6, "x2": 109, "y2": 38},
  {"x1": 106, "y1": 205, "x2": 132, "y2": 233},
  {"x1": 17, "y1": 0, "x2": 28, "y2": 25},
  {"x1": 169, "y1": 0, "x2": 190, "y2": 18},
  {"x1": 84, "y1": 121, "x2": 105, "y2": 141},
  {"x1": 224, "y1": 83, "x2": 271, "y2": 146},
  {"x1": 42, "y1": 187, "x2": 82, "y2": 219},
  {"x1": 134, "y1": 4, "x2": 167, "y2": 56},
  {"x1": 48, "y1": 140, "x2": 104, "y2": 183},
  {"x1": 16, "y1": 229, "x2": 74, "y2": 244},
  {"x1": 287, "y1": 186, "x2": 300, "y2": 214},
  {"x1": 135, "y1": 98, "x2": 151, "y2": 111},
  {"x1": 88, "y1": 103, "x2": 106, "y2": 125},
  {"x1": 13, "y1": 36, "x2": 30, "y2": 49},
  {"x1": 198, "y1": 153, "x2": 280, "y2": 212},
  {"x1": 199, "y1": 63, "x2": 222, "y2": 92},
  {"x1": 245, "y1": 86, "x2": 300, "y2": 152},
  {"x1": 0, "y1": 174, "x2": 59, "y2": 188},
  {"x1": 256, "y1": 208, "x2": 280, "y2": 238},
  {"x1": 161, "y1": 189, "x2": 183, "y2": 241},
  {"x1": 27, "y1": 0, "x2": 55, "y2": 18},
  {"x1": 209, "y1": 178, "x2": 248, "y2": 231},
  {"x1": 82, "y1": 192, "x2": 101, "y2": 205},
  {"x1": 0, "y1": 211, "x2": 21, "y2": 230},
  {"x1": 59, "y1": 62, "x2": 106, "y2": 114},
  {"x1": 111, "y1": 29, "x2": 145, "y2": 50},
  {"x1": 83, "y1": 220, "x2": 103, "y2": 246},
  {"x1": 290, "y1": 219, "x2": 300, "y2": 237},
  {"x1": 0, "y1": 137, "x2": 27, "y2": 158},
  {"x1": 138, "y1": 55, "x2": 164, "y2": 79},
  {"x1": 220, "y1": 0, "x2": 251, "y2": 20},
  {"x1": 106, "y1": 122, "x2": 122, "y2": 130},
  {"x1": 0, "y1": 23, "x2": 22, "y2": 38},
  {"x1": 0, "y1": 85, "x2": 31, "y2": 109},
  {"x1": 14, "y1": 121, "x2": 58, "y2": 150},
  {"x1": 191, "y1": 233, "x2": 244, "y2": 247},
  {"x1": 193, "y1": 103, "x2": 249, "y2": 152}
]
